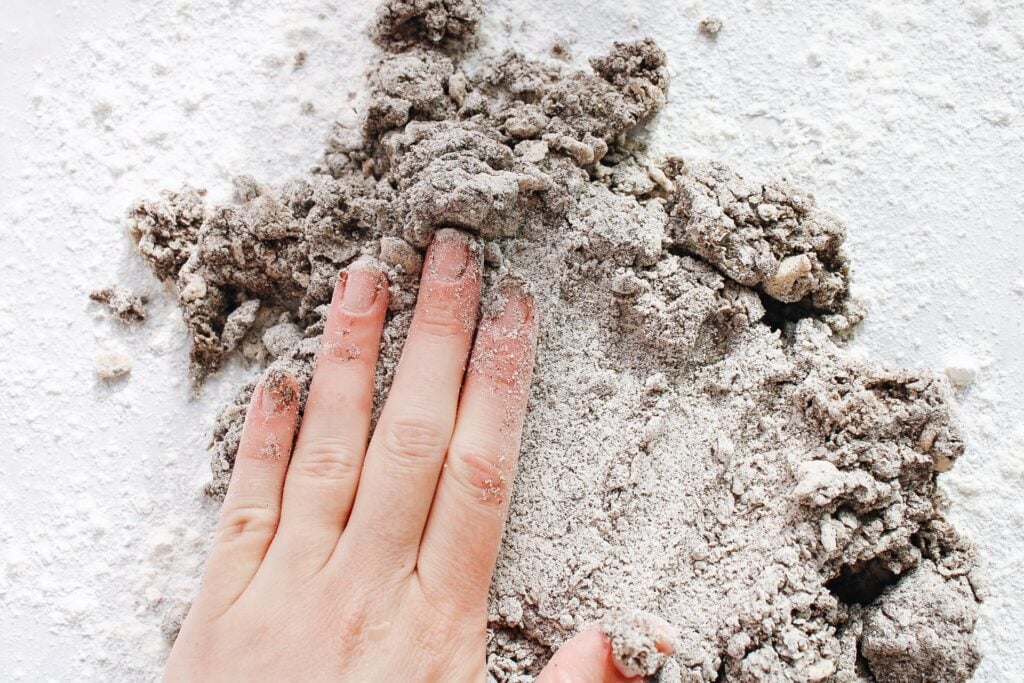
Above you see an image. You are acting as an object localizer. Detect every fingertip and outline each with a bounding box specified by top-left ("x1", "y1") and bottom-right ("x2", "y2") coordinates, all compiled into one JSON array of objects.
[
  {"x1": 241, "y1": 367, "x2": 300, "y2": 462},
  {"x1": 261, "y1": 367, "x2": 300, "y2": 413},
  {"x1": 424, "y1": 228, "x2": 482, "y2": 284},
  {"x1": 602, "y1": 611, "x2": 676, "y2": 680},
  {"x1": 469, "y1": 275, "x2": 539, "y2": 389},
  {"x1": 418, "y1": 229, "x2": 483, "y2": 319},
  {"x1": 407, "y1": 228, "x2": 483, "y2": 340},
  {"x1": 319, "y1": 259, "x2": 390, "y2": 365},
  {"x1": 332, "y1": 256, "x2": 390, "y2": 316},
  {"x1": 486, "y1": 274, "x2": 537, "y2": 330}
]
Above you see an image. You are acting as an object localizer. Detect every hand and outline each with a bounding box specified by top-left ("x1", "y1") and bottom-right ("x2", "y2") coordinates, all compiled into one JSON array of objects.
[{"x1": 164, "y1": 229, "x2": 646, "y2": 682}]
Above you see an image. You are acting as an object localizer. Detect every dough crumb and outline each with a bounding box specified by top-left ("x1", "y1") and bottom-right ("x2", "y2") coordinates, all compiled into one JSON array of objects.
[
  {"x1": 96, "y1": 351, "x2": 133, "y2": 380},
  {"x1": 602, "y1": 610, "x2": 676, "y2": 678},
  {"x1": 370, "y1": 0, "x2": 481, "y2": 51},
  {"x1": 90, "y1": 285, "x2": 148, "y2": 324},
  {"x1": 861, "y1": 561, "x2": 981, "y2": 682},
  {"x1": 699, "y1": 16, "x2": 723, "y2": 37},
  {"x1": 159, "y1": 600, "x2": 191, "y2": 642},
  {"x1": 943, "y1": 348, "x2": 983, "y2": 388}
]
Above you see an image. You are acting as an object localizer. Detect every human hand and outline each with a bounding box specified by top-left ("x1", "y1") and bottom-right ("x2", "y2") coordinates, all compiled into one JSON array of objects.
[{"x1": 164, "y1": 229, "x2": 654, "y2": 682}]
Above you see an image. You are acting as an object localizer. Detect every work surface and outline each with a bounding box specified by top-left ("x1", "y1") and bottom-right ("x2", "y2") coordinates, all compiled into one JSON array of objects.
[{"x1": 1, "y1": 0, "x2": 1021, "y2": 680}]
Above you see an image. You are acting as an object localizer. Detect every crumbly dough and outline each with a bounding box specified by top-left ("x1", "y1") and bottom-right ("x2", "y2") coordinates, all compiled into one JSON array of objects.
[
  {"x1": 699, "y1": 17, "x2": 723, "y2": 38},
  {"x1": 159, "y1": 600, "x2": 191, "y2": 643},
  {"x1": 602, "y1": 610, "x2": 676, "y2": 678},
  {"x1": 90, "y1": 285, "x2": 148, "y2": 324},
  {"x1": 130, "y1": 0, "x2": 981, "y2": 680}
]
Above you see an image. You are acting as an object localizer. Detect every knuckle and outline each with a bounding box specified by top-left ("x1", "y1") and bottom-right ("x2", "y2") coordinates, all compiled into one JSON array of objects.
[
  {"x1": 383, "y1": 415, "x2": 450, "y2": 462},
  {"x1": 291, "y1": 437, "x2": 362, "y2": 483},
  {"x1": 320, "y1": 330, "x2": 373, "y2": 366},
  {"x1": 335, "y1": 599, "x2": 369, "y2": 661},
  {"x1": 414, "y1": 590, "x2": 482, "y2": 648},
  {"x1": 414, "y1": 624, "x2": 456, "y2": 666},
  {"x1": 414, "y1": 303, "x2": 471, "y2": 340},
  {"x1": 407, "y1": 608, "x2": 462, "y2": 667},
  {"x1": 448, "y1": 446, "x2": 512, "y2": 506},
  {"x1": 470, "y1": 356, "x2": 523, "y2": 392},
  {"x1": 216, "y1": 504, "x2": 279, "y2": 544}
]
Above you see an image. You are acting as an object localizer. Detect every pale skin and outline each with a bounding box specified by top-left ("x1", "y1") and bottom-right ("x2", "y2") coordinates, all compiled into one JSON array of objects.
[{"x1": 165, "y1": 229, "x2": 656, "y2": 682}]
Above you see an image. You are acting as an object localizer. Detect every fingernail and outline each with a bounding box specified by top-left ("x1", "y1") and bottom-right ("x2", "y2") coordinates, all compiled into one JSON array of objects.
[
  {"x1": 338, "y1": 258, "x2": 387, "y2": 313},
  {"x1": 491, "y1": 277, "x2": 534, "y2": 330},
  {"x1": 260, "y1": 369, "x2": 295, "y2": 416},
  {"x1": 426, "y1": 229, "x2": 473, "y2": 282}
]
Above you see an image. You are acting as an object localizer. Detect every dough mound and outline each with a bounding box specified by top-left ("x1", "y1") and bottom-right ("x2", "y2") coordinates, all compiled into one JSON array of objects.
[{"x1": 130, "y1": 1, "x2": 981, "y2": 680}]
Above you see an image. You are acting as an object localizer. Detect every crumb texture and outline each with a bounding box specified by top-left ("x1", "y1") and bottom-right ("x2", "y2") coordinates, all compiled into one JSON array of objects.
[
  {"x1": 860, "y1": 560, "x2": 980, "y2": 683},
  {"x1": 602, "y1": 610, "x2": 675, "y2": 678},
  {"x1": 89, "y1": 286, "x2": 148, "y2": 324},
  {"x1": 128, "y1": 0, "x2": 981, "y2": 680},
  {"x1": 699, "y1": 17, "x2": 723, "y2": 37}
]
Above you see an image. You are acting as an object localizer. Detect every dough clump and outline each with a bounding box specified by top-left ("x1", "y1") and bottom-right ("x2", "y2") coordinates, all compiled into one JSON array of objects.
[
  {"x1": 129, "y1": 1, "x2": 981, "y2": 680},
  {"x1": 90, "y1": 285, "x2": 148, "y2": 324}
]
